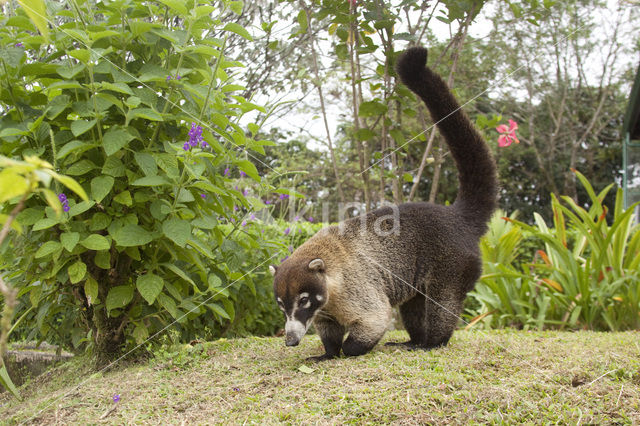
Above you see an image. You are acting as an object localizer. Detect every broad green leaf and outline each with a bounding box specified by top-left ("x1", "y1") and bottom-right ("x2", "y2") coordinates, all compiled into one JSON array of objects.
[
  {"x1": 359, "y1": 100, "x2": 387, "y2": 117},
  {"x1": 234, "y1": 159, "x2": 260, "y2": 181},
  {"x1": 134, "y1": 152, "x2": 157, "y2": 176},
  {"x1": 0, "y1": 364, "x2": 20, "y2": 399},
  {"x1": 99, "y1": 81, "x2": 134, "y2": 95},
  {"x1": 84, "y1": 276, "x2": 99, "y2": 304},
  {"x1": 91, "y1": 175, "x2": 114, "y2": 202},
  {"x1": 68, "y1": 260, "x2": 87, "y2": 284},
  {"x1": 228, "y1": 1, "x2": 243, "y2": 14},
  {"x1": 80, "y1": 234, "x2": 110, "y2": 250},
  {"x1": 53, "y1": 174, "x2": 89, "y2": 201},
  {"x1": 70, "y1": 119, "x2": 96, "y2": 137},
  {"x1": 136, "y1": 273, "x2": 164, "y2": 305},
  {"x1": 35, "y1": 241, "x2": 62, "y2": 258},
  {"x1": 132, "y1": 176, "x2": 170, "y2": 186},
  {"x1": 208, "y1": 302, "x2": 230, "y2": 320},
  {"x1": 68, "y1": 49, "x2": 90, "y2": 63},
  {"x1": 113, "y1": 190, "x2": 132, "y2": 206},
  {"x1": 112, "y1": 224, "x2": 153, "y2": 247},
  {"x1": 103, "y1": 126, "x2": 134, "y2": 156},
  {"x1": 157, "y1": 0, "x2": 187, "y2": 15},
  {"x1": 162, "y1": 218, "x2": 191, "y2": 247},
  {"x1": 56, "y1": 64, "x2": 85, "y2": 79},
  {"x1": 132, "y1": 323, "x2": 149, "y2": 344},
  {"x1": 102, "y1": 156, "x2": 126, "y2": 177},
  {"x1": 67, "y1": 200, "x2": 95, "y2": 216},
  {"x1": 223, "y1": 22, "x2": 252, "y2": 40},
  {"x1": 0, "y1": 169, "x2": 28, "y2": 202},
  {"x1": 57, "y1": 140, "x2": 94, "y2": 159},
  {"x1": 16, "y1": 208, "x2": 43, "y2": 226},
  {"x1": 129, "y1": 108, "x2": 163, "y2": 121},
  {"x1": 65, "y1": 159, "x2": 96, "y2": 176},
  {"x1": 32, "y1": 217, "x2": 58, "y2": 231},
  {"x1": 94, "y1": 249, "x2": 111, "y2": 269},
  {"x1": 106, "y1": 285, "x2": 134, "y2": 312},
  {"x1": 60, "y1": 232, "x2": 80, "y2": 252},
  {"x1": 297, "y1": 9, "x2": 308, "y2": 32},
  {"x1": 158, "y1": 293, "x2": 178, "y2": 318},
  {"x1": 18, "y1": 0, "x2": 49, "y2": 41}
]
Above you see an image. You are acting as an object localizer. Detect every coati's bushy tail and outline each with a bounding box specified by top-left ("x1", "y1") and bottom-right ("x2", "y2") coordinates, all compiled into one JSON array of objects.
[{"x1": 396, "y1": 46, "x2": 498, "y2": 234}]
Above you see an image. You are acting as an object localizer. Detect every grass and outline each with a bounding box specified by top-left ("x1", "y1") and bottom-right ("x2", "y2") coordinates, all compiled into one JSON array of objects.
[{"x1": 1, "y1": 330, "x2": 639, "y2": 424}]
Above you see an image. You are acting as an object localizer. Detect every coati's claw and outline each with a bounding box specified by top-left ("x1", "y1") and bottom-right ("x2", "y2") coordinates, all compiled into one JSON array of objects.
[{"x1": 305, "y1": 353, "x2": 336, "y2": 362}]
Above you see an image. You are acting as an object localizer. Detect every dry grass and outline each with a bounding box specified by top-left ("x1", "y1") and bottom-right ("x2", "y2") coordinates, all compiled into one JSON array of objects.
[{"x1": 1, "y1": 330, "x2": 639, "y2": 424}]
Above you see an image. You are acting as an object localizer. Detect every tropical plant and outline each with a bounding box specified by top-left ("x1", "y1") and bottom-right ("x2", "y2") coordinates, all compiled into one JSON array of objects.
[{"x1": 468, "y1": 171, "x2": 640, "y2": 331}]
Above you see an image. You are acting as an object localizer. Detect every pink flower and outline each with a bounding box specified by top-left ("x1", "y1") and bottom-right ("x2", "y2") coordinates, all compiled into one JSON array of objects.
[{"x1": 496, "y1": 119, "x2": 520, "y2": 147}]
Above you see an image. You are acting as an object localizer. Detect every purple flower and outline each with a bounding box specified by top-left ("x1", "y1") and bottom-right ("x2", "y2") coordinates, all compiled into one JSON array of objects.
[
  {"x1": 265, "y1": 200, "x2": 271, "y2": 205},
  {"x1": 224, "y1": 167, "x2": 230, "y2": 176},
  {"x1": 176, "y1": 74, "x2": 181, "y2": 80},
  {"x1": 278, "y1": 193, "x2": 289, "y2": 200},
  {"x1": 241, "y1": 220, "x2": 247, "y2": 227},
  {"x1": 113, "y1": 394, "x2": 120, "y2": 403},
  {"x1": 298, "y1": 229, "x2": 302, "y2": 234},
  {"x1": 201, "y1": 141, "x2": 209, "y2": 149},
  {"x1": 231, "y1": 218, "x2": 236, "y2": 223},
  {"x1": 15, "y1": 42, "x2": 23, "y2": 47},
  {"x1": 233, "y1": 387, "x2": 240, "y2": 392},
  {"x1": 250, "y1": 214, "x2": 256, "y2": 220},
  {"x1": 284, "y1": 227, "x2": 290, "y2": 236},
  {"x1": 188, "y1": 122, "x2": 203, "y2": 147},
  {"x1": 183, "y1": 142, "x2": 190, "y2": 151},
  {"x1": 282, "y1": 256, "x2": 289, "y2": 262},
  {"x1": 308, "y1": 217, "x2": 314, "y2": 222},
  {"x1": 200, "y1": 193, "x2": 206, "y2": 199},
  {"x1": 58, "y1": 193, "x2": 70, "y2": 212},
  {"x1": 234, "y1": 205, "x2": 238, "y2": 211},
  {"x1": 239, "y1": 171, "x2": 246, "y2": 178},
  {"x1": 294, "y1": 215, "x2": 299, "y2": 221},
  {"x1": 288, "y1": 245, "x2": 293, "y2": 253},
  {"x1": 166, "y1": 75, "x2": 171, "y2": 81},
  {"x1": 242, "y1": 188, "x2": 248, "y2": 196}
]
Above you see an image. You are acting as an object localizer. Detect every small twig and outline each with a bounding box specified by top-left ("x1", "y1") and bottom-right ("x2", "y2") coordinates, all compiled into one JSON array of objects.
[
  {"x1": 616, "y1": 384, "x2": 623, "y2": 406},
  {"x1": 586, "y1": 369, "x2": 616, "y2": 386},
  {"x1": 99, "y1": 403, "x2": 119, "y2": 419}
]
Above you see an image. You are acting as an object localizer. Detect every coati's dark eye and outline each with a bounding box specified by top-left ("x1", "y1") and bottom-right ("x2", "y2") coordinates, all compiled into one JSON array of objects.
[{"x1": 299, "y1": 296, "x2": 309, "y2": 306}]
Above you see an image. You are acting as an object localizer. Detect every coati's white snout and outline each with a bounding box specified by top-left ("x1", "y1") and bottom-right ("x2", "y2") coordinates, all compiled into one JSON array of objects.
[{"x1": 284, "y1": 319, "x2": 308, "y2": 346}]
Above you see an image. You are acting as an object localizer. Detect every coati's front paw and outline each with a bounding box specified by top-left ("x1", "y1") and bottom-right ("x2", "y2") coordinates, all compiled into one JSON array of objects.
[{"x1": 306, "y1": 353, "x2": 336, "y2": 362}]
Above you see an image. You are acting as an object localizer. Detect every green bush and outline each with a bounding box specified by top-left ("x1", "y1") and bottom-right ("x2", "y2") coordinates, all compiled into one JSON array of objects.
[
  {"x1": 0, "y1": 0, "x2": 287, "y2": 365},
  {"x1": 467, "y1": 171, "x2": 640, "y2": 331}
]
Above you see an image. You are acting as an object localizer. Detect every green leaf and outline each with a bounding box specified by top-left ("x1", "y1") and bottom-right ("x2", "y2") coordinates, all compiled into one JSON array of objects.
[
  {"x1": 32, "y1": 217, "x2": 58, "y2": 231},
  {"x1": 0, "y1": 364, "x2": 20, "y2": 399},
  {"x1": 65, "y1": 159, "x2": 96, "y2": 176},
  {"x1": 56, "y1": 64, "x2": 85, "y2": 79},
  {"x1": 106, "y1": 285, "x2": 134, "y2": 312},
  {"x1": 208, "y1": 302, "x2": 230, "y2": 320},
  {"x1": 60, "y1": 232, "x2": 80, "y2": 252},
  {"x1": 18, "y1": 0, "x2": 49, "y2": 42},
  {"x1": 136, "y1": 273, "x2": 164, "y2": 305},
  {"x1": 94, "y1": 250, "x2": 111, "y2": 269},
  {"x1": 162, "y1": 218, "x2": 191, "y2": 247},
  {"x1": 68, "y1": 49, "x2": 90, "y2": 63},
  {"x1": 228, "y1": 1, "x2": 243, "y2": 14},
  {"x1": 80, "y1": 234, "x2": 110, "y2": 250},
  {"x1": 35, "y1": 241, "x2": 62, "y2": 258},
  {"x1": 359, "y1": 101, "x2": 387, "y2": 117},
  {"x1": 129, "y1": 108, "x2": 163, "y2": 121},
  {"x1": 234, "y1": 159, "x2": 260, "y2": 181},
  {"x1": 102, "y1": 156, "x2": 126, "y2": 177},
  {"x1": 355, "y1": 128, "x2": 376, "y2": 141},
  {"x1": 68, "y1": 260, "x2": 87, "y2": 284},
  {"x1": 298, "y1": 365, "x2": 315, "y2": 374},
  {"x1": 158, "y1": 293, "x2": 178, "y2": 318},
  {"x1": 91, "y1": 175, "x2": 114, "y2": 202},
  {"x1": 67, "y1": 200, "x2": 95, "y2": 216},
  {"x1": 99, "y1": 81, "x2": 134, "y2": 95},
  {"x1": 112, "y1": 224, "x2": 153, "y2": 247},
  {"x1": 132, "y1": 176, "x2": 170, "y2": 186},
  {"x1": 223, "y1": 22, "x2": 252, "y2": 40},
  {"x1": 57, "y1": 140, "x2": 94, "y2": 159},
  {"x1": 84, "y1": 276, "x2": 99, "y2": 304},
  {"x1": 70, "y1": 119, "x2": 97, "y2": 137},
  {"x1": 113, "y1": 190, "x2": 132, "y2": 206},
  {"x1": 103, "y1": 126, "x2": 135, "y2": 156},
  {"x1": 0, "y1": 169, "x2": 28, "y2": 203},
  {"x1": 157, "y1": 0, "x2": 188, "y2": 15},
  {"x1": 402, "y1": 172, "x2": 414, "y2": 183},
  {"x1": 297, "y1": 10, "x2": 308, "y2": 32},
  {"x1": 53, "y1": 174, "x2": 89, "y2": 201},
  {"x1": 134, "y1": 152, "x2": 157, "y2": 176}
]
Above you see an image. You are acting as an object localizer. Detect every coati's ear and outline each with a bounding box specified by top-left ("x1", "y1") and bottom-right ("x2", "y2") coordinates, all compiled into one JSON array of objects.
[
  {"x1": 269, "y1": 265, "x2": 277, "y2": 276},
  {"x1": 308, "y1": 258, "x2": 325, "y2": 272}
]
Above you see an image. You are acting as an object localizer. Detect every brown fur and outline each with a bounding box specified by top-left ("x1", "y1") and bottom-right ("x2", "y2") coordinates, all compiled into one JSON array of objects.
[{"x1": 271, "y1": 46, "x2": 498, "y2": 360}]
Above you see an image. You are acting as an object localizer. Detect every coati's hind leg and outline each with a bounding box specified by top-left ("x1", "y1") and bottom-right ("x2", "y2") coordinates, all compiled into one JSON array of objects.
[
  {"x1": 422, "y1": 295, "x2": 464, "y2": 349},
  {"x1": 307, "y1": 316, "x2": 345, "y2": 362}
]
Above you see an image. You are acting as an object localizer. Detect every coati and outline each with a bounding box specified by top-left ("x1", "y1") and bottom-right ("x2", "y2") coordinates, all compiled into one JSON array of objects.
[{"x1": 269, "y1": 46, "x2": 498, "y2": 360}]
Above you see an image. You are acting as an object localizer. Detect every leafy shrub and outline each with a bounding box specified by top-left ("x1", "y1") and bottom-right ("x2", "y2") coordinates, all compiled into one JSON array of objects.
[
  {"x1": 0, "y1": 0, "x2": 286, "y2": 365},
  {"x1": 467, "y1": 171, "x2": 640, "y2": 331}
]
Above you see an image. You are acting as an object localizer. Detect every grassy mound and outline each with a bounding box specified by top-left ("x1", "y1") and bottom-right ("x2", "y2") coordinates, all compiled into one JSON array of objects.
[{"x1": 1, "y1": 330, "x2": 639, "y2": 424}]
